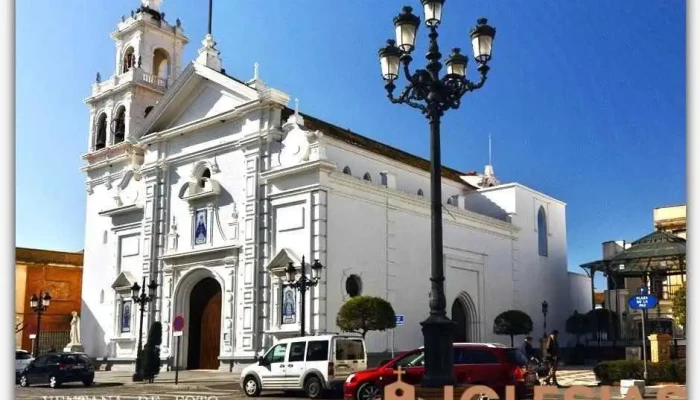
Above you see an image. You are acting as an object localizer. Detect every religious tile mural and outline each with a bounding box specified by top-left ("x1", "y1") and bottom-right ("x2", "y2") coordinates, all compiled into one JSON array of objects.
[
  {"x1": 194, "y1": 209, "x2": 208, "y2": 245},
  {"x1": 282, "y1": 285, "x2": 296, "y2": 324},
  {"x1": 120, "y1": 299, "x2": 132, "y2": 333}
]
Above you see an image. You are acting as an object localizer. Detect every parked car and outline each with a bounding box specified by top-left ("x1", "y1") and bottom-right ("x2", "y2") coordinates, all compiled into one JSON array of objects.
[
  {"x1": 241, "y1": 334, "x2": 367, "y2": 399},
  {"x1": 343, "y1": 343, "x2": 539, "y2": 400},
  {"x1": 15, "y1": 350, "x2": 33, "y2": 382},
  {"x1": 17, "y1": 352, "x2": 95, "y2": 388}
]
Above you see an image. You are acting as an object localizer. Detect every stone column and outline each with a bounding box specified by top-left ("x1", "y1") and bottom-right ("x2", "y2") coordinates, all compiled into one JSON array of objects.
[{"x1": 648, "y1": 333, "x2": 672, "y2": 362}]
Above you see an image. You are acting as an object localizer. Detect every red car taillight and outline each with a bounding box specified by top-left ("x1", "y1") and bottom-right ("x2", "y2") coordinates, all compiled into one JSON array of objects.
[
  {"x1": 58, "y1": 362, "x2": 67, "y2": 370},
  {"x1": 328, "y1": 362, "x2": 334, "y2": 376}
]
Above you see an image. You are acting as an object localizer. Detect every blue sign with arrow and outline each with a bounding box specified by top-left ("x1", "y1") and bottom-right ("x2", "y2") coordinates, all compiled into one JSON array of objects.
[{"x1": 628, "y1": 294, "x2": 658, "y2": 310}]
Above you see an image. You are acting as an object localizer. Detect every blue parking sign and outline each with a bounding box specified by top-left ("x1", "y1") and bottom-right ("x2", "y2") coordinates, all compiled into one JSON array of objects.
[{"x1": 395, "y1": 315, "x2": 404, "y2": 326}]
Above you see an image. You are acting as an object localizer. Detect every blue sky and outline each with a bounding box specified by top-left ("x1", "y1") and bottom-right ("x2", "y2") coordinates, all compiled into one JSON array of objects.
[{"x1": 16, "y1": 1, "x2": 685, "y2": 290}]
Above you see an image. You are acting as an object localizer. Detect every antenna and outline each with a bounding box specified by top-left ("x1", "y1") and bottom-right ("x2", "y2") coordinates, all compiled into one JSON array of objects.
[
  {"x1": 207, "y1": 0, "x2": 213, "y2": 35},
  {"x1": 488, "y1": 134, "x2": 492, "y2": 165}
]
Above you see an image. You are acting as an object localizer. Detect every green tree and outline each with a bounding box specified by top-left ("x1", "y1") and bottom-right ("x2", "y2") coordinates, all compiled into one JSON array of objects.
[
  {"x1": 492, "y1": 310, "x2": 533, "y2": 347},
  {"x1": 336, "y1": 296, "x2": 396, "y2": 338},
  {"x1": 142, "y1": 322, "x2": 162, "y2": 383},
  {"x1": 565, "y1": 310, "x2": 588, "y2": 345},
  {"x1": 672, "y1": 284, "x2": 686, "y2": 327}
]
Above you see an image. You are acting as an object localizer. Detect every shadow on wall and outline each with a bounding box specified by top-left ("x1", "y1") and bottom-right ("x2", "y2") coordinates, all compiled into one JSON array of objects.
[
  {"x1": 464, "y1": 192, "x2": 510, "y2": 222},
  {"x1": 81, "y1": 299, "x2": 110, "y2": 370}
]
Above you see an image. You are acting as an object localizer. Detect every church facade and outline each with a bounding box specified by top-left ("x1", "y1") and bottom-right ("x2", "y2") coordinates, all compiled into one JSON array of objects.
[{"x1": 80, "y1": 1, "x2": 586, "y2": 370}]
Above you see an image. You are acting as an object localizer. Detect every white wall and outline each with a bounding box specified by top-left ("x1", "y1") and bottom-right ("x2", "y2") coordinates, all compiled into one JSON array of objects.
[{"x1": 569, "y1": 272, "x2": 593, "y2": 314}]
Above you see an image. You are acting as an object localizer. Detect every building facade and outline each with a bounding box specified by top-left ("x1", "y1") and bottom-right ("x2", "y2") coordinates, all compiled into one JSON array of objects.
[
  {"x1": 80, "y1": 1, "x2": 584, "y2": 370},
  {"x1": 15, "y1": 248, "x2": 84, "y2": 351}
]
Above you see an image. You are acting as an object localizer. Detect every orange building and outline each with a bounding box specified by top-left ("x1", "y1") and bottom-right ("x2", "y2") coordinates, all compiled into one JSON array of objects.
[{"x1": 15, "y1": 248, "x2": 84, "y2": 351}]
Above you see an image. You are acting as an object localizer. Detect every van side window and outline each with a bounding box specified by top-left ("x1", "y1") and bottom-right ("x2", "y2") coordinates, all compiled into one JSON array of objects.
[
  {"x1": 335, "y1": 339, "x2": 364, "y2": 361},
  {"x1": 289, "y1": 342, "x2": 307, "y2": 362},
  {"x1": 306, "y1": 340, "x2": 329, "y2": 362},
  {"x1": 264, "y1": 344, "x2": 288, "y2": 364}
]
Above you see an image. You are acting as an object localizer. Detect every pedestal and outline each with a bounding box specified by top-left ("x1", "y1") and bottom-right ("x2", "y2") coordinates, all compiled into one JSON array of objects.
[
  {"x1": 648, "y1": 334, "x2": 672, "y2": 363},
  {"x1": 64, "y1": 344, "x2": 85, "y2": 353}
]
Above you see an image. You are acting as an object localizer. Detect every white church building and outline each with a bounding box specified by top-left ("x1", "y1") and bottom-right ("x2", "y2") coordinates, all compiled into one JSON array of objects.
[{"x1": 80, "y1": 0, "x2": 589, "y2": 370}]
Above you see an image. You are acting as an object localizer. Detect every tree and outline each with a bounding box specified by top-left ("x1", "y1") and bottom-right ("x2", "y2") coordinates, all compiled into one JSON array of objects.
[
  {"x1": 492, "y1": 310, "x2": 533, "y2": 347},
  {"x1": 336, "y1": 296, "x2": 396, "y2": 338},
  {"x1": 672, "y1": 284, "x2": 686, "y2": 328},
  {"x1": 565, "y1": 310, "x2": 588, "y2": 345},
  {"x1": 142, "y1": 322, "x2": 162, "y2": 383}
]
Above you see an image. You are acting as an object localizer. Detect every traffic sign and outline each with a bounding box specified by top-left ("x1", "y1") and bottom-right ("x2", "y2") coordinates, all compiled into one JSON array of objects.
[
  {"x1": 628, "y1": 294, "x2": 658, "y2": 310},
  {"x1": 29, "y1": 334, "x2": 36, "y2": 339},
  {"x1": 638, "y1": 287, "x2": 649, "y2": 295},
  {"x1": 395, "y1": 315, "x2": 404, "y2": 326},
  {"x1": 173, "y1": 315, "x2": 185, "y2": 335}
]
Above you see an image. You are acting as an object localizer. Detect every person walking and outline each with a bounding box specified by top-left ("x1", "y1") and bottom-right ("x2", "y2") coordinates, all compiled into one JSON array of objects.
[
  {"x1": 519, "y1": 336, "x2": 538, "y2": 360},
  {"x1": 544, "y1": 330, "x2": 560, "y2": 386}
]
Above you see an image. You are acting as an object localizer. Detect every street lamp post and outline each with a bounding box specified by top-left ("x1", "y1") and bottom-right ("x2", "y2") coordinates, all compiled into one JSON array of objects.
[
  {"x1": 377, "y1": 0, "x2": 495, "y2": 388},
  {"x1": 29, "y1": 292, "x2": 52, "y2": 357},
  {"x1": 542, "y1": 301, "x2": 549, "y2": 337},
  {"x1": 130, "y1": 277, "x2": 158, "y2": 382},
  {"x1": 285, "y1": 256, "x2": 324, "y2": 337}
]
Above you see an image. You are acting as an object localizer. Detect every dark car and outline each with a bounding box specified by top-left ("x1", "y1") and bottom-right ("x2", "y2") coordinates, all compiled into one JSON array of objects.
[
  {"x1": 344, "y1": 343, "x2": 539, "y2": 400},
  {"x1": 18, "y1": 352, "x2": 95, "y2": 388}
]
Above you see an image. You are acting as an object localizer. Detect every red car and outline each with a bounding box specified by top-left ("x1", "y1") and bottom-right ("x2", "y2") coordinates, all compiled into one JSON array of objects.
[{"x1": 343, "y1": 343, "x2": 538, "y2": 400}]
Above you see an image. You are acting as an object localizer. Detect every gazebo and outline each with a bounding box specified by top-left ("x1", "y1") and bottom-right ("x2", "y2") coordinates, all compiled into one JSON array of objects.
[{"x1": 580, "y1": 230, "x2": 686, "y2": 341}]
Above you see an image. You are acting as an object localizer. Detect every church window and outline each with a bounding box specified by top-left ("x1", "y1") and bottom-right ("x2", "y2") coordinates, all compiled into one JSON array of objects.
[
  {"x1": 95, "y1": 113, "x2": 107, "y2": 150},
  {"x1": 417, "y1": 189, "x2": 424, "y2": 197},
  {"x1": 345, "y1": 275, "x2": 363, "y2": 298},
  {"x1": 362, "y1": 173, "x2": 372, "y2": 182},
  {"x1": 537, "y1": 206, "x2": 548, "y2": 257},
  {"x1": 342, "y1": 166, "x2": 352, "y2": 175},
  {"x1": 112, "y1": 106, "x2": 126, "y2": 144},
  {"x1": 447, "y1": 196, "x2": 457, "y2": 206},
  {"x1": 152, "y1": 48, "x2": 171, "y2": 78},
  {"x1": 144, "y1": 106, "x2": 154, "y2": 118},
  {"x1": 122, "y1": 47, "x2": 136, "y2": 73},
  {"x1": 199, "y1": 168, "x2": 211, "y2": 188},
  {"x1": 194, "y1": 208, "x2": 208, "y2": 245},
  {"x1": 120, "y1": 299, "x2": 132, "y2": 333}
]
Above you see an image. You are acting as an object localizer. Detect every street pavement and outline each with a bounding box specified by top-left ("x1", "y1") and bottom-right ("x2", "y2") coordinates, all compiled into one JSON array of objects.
[{"x1": 12, "y1": 368, "x2": 682, "y2": 399}]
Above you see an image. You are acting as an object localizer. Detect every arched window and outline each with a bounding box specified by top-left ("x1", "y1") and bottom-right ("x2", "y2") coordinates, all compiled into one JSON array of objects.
[
  {"x1": 144, "y1": 105, "x2": 154, "y2": 118},
  {"x1": 112, "y1": 106, "x2": 126, "y2": 144},
  {"x1": 447, "y1": 196, "x2": 455, "y2": 206},
  {"x1": 363, "y1": 173, "x2": 372, "y2": 182},
  {"x1": 122, "y1": 47, "x2": 136, "y2": 73},
  {"x1": 95, "y1": 113, "x2": 107, "y2": 150},
  {"x1": 537, "y1": 206, "x2": 548, "y2": 257},
  {"x1": 417, "y1": 189, "x2": 424, "y2": 197},
  {"x1": 152, "y1": 48, "x2": 171, "y2": 78},
  {"x1": 345, "y1": 275, "x2": 363, "y2": 298},
  {"x1": 342, "y1": 166, "x2": 352, "y2": 175},
  {"x1": 199, "y1": 168, "x2": 211, "y2": 188}
]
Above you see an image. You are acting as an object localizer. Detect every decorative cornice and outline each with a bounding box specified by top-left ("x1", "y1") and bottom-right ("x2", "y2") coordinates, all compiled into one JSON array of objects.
[
  {"x1": 260, "y1": 159, "x2": 336, "y2": 182},
  {"x1": 160, "y1": 244, "x2": 240, "y2": 263},
  {"x1": 99, "y1": 203, "x2": 144, "y2": 217}
]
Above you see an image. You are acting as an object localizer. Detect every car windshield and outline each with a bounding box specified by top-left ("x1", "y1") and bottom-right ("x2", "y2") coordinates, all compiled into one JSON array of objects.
[
  {"x1": 504, "y1": 348, "x2": 529, "y2": 366},
  {"x1": 393, "y1": 351, "x2": 425, "y2": 368}
]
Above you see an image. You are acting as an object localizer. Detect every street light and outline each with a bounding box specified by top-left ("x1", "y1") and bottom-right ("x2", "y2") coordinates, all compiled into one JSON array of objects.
[
  {"x1": 285, "y1": 256, "x2": 324, "y2": 337},
  {"x1": 377, "y1": 1, "x2": 495, "y2": 388},
  {"x1": 29, "y1": 292, "x2": 52, "y2": 357},
  {"x1": 130, "y1": 277, "x2": 158, "y2": 382},
  {"x1": 542, "y1": 301, "x2": 549, "y2": 337}
]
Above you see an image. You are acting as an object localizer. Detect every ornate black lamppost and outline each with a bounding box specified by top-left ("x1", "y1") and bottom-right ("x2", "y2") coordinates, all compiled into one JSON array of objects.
[
  {"x1": 130, "y1": 277, "x2": 158, "y2": 382},
  {"x1": 542, "y1": 301, "x2": 549, "y2": 337},
  {"x1": 29, "y1": 292, "x2": 52, "y2": 357},
  {"x1": 377, "y1": 0, "x2": 495, "y2": 388},
  {"x1": 285, "y1": 256, "x2": 324, "y2": 337}
]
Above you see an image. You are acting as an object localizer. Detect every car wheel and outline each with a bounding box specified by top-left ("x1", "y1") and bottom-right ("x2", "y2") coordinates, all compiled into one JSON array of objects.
[
  {"x1": 83, "y1": 377, "x2": 94, "y2": 386},
  {"x1": 19, "y1": 375, "x2": 29, "y2": 387},
  {"x1": 357, "y1": 383, "x2": 381, "y2": 400},
  {"x1": 243, "y1": 375, "x2": 261, "y2": 397},
  {"x1": 304, "y1": 375, "x2": 323, "y2": 399},
  {"x1": 49, "y1": 376, "x2": 61, "y2": 388}
]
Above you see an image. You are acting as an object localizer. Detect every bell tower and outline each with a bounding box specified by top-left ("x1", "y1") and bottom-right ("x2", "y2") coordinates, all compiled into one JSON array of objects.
[{"x1": 85, "y1": 0, "x2": 189, "y2": 152}]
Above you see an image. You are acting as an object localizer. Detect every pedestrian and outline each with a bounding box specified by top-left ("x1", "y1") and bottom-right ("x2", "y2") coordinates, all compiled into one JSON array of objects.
[
  {"x1": 544, "y1": 330, "x2": 560, "y2": 386},
  {"x1": 519, "y1": 336, "x2": 537, "y2": 360}
]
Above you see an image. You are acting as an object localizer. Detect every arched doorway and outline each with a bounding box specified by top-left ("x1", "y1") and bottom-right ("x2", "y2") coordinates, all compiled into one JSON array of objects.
[
  {"x1": 186, "y1": 277, "x2": 222, "y2": 369},
  {"x1": 451, "y1": 292, "x2": 479, "y2": 343}
]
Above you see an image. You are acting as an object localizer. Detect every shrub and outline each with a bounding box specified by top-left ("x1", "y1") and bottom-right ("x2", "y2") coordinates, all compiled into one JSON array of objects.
[
  {"x1": 492, "y1": 310, "x2": 533, "y2": 347},
  {"x1": 336, "y1": 296, "x2": 396, "y2": 338},
  {"x1": 593, "y1": 359, "x2": 686, "y2": 384}
]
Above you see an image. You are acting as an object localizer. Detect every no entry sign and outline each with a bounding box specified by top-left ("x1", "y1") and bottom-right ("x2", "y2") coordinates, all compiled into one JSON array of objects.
[{"x1": 173, "y1": 315, "x2": 185, "y2": 337}]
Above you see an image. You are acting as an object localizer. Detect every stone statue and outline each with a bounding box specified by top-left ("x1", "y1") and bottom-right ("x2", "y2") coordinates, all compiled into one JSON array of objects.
[{"x1": 69, "y1": 311, "x2": 81, "y2": 345}]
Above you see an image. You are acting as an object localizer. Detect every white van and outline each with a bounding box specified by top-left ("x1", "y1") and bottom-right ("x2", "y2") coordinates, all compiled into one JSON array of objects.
[{"x1": 240, "y1": 334, "x2": 367, "y2": 399}]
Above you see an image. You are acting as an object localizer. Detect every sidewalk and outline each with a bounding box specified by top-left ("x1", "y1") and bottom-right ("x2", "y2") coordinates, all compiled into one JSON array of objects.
[{"x1": 94, "y1": 369, "x2": 241, "y2": 390}]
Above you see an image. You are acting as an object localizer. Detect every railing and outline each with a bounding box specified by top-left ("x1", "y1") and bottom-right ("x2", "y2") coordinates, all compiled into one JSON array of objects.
[{"x1": 91, "y1": 68, "x2": 168, "y2": 97}]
